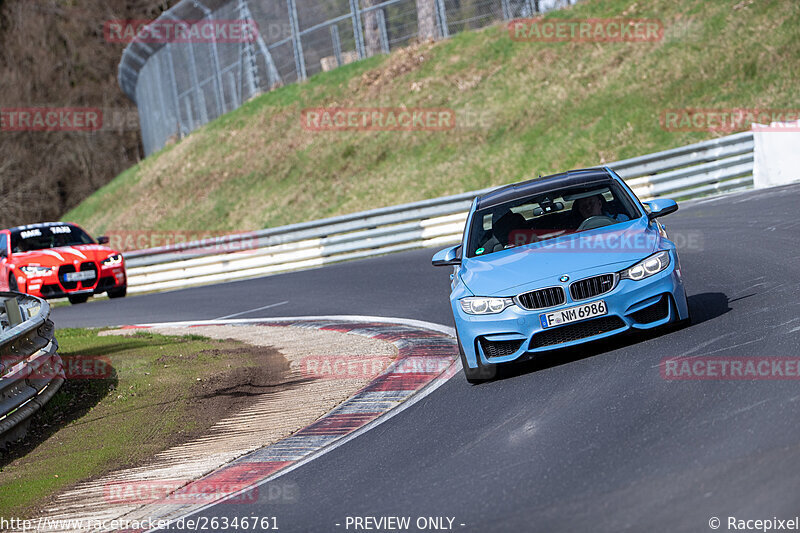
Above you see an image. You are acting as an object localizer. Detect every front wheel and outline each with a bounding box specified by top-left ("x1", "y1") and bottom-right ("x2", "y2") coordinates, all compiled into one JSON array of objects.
[
  {"x1": 68, "y1": 294, "x2": 90, "y2": 305},
  {"x1": 669, "y1": 309, "x2": 692, "y2": 332},
  {"x1": 668, "y1": 292, "x2": 692, "y2": 331},
  {"x1": 458, "y1": 334, "x2": 496, "y2": 384},
  {"x1": 8, "y1": 274, "x2": 19, "y2": 292},
  {"x1": 107, "y1": 285, "x2": 127, "y2": 299}
]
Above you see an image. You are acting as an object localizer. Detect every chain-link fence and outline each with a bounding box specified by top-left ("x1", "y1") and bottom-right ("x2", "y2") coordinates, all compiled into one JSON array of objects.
[{"x1": 119, "y1": 0, "x2": 577, "y2": 155}]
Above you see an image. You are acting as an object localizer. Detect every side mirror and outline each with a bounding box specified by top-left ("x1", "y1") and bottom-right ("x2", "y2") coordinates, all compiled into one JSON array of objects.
[
  {"x1": 432, "y1": 245, "x2": 462, "y2": 267},
  {"x1": 644, "y1": 199, "x2": 678, "y2": 220},
  {"x1": 97, "y1": 236, "x2": 110, "y2": 245}
]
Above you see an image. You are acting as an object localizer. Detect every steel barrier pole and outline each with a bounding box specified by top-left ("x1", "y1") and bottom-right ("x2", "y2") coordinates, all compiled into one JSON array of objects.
[
  {"x1": 350, "y1": 0, "x2": 366, "y2": 59},
  {"x1": 166, "y1": 44, "x2": 183, "y2": 137},
  {"x1": 331, "y1": 25, "x2": 343, "y2": 66},
  {"x1": 196, "y1": 2, "x2": 227, "y2": 115},
  {"x1": 377, "y1": 9, "x2": 390, "y2": 54},
  {"x1": 435, "y1": 0, "x2": 449, "y2": 38},
  {"x1": 287, "y1": 0, "x2": 307, "y2": 81}
]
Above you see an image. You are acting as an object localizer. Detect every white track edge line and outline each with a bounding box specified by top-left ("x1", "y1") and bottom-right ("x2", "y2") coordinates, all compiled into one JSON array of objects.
[{"x1": 127, "y1": 315, "x2": 456, "y2": 337}]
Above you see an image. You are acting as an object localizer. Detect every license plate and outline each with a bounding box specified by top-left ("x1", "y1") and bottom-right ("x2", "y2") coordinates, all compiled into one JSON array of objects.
[
  {"x1": 540, "y1": 300, "x2": 607, "y2": 328},
  {"x1": 63, "y1": 271, "x2": 95, "y2": 282}
]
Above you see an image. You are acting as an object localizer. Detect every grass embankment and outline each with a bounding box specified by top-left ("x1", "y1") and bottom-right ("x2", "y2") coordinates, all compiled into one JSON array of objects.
[
  {"x1": 66, "y1": 0, "x2": 799, "y2": 235},
  {"x1": 0, "y1": 329, "x2": 286, "y2": 517}
]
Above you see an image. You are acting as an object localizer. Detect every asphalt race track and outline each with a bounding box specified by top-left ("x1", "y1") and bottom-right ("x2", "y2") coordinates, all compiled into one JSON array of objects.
[{"x1": 53, "y1": 183, "x2": 800, "y2": 532}]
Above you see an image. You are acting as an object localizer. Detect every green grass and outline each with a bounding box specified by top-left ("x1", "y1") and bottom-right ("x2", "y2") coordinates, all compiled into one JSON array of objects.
[
  {"x1": 0, "y1": 329, "x2": 264, "y2": 517},
  {"x1": 65, "y1": 0, "x2": 799, "y2": 236}
]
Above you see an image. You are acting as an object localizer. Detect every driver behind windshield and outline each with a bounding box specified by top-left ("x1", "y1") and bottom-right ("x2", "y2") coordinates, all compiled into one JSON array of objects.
[{"x1": 573, "y1": 194, "x2": 630, "y2": 224}]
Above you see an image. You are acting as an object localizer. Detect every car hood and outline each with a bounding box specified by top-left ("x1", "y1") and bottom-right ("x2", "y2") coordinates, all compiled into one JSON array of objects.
[
  {"x1": 461, "y1": 218, "x2": 661, "y2": 296},
  {"x1": 11, "y1": 245, "x2": 118, "y2": 267}
]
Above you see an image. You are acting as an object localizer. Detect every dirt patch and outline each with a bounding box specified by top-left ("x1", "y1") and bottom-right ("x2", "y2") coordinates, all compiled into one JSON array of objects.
[
  {"x1": 352, "y1": 41, "x2": 433, "y2": 96},
  {"x1": 183, "y1": 344, "x2": 296, "y2": 438}
]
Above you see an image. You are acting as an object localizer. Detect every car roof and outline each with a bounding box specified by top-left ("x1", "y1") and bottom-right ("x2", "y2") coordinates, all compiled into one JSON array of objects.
[
  {"x1": 7, "y1": 222, "x2": 77, "y2": 233},
  {"x1": 475, "y1": 168, "x2": 616, "y2": 210}
]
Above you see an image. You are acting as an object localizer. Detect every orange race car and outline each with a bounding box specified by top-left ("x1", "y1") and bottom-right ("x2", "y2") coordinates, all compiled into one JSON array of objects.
[{"x1": 0, "y1": 222, "x2": 126, "y2": 304}]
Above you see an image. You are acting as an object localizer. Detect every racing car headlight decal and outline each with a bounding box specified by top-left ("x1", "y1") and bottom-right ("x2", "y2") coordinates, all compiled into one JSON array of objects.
[
  {"x1": 20, "y1": 265, "x2": 54, "y2": 277},
  {"x1": 460, "y1": 297, "x2": 514, "y2": 315},
  {"x1": 102, "y1": 254, "x2": 123, "y2": 267},
  {"x1": 619, "y1": 251, "x2": 671, "y2": 281}
]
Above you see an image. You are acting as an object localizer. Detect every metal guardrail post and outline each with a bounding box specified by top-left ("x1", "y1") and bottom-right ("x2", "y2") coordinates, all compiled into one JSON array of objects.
[
  {"x1": 501, "y1": 0, "x2": 511, "y2": 20},
  {"x1": 241, "y1": 2, "x2": 280, "y2": 89},
  {"x1": 184, "y1": 97, "x2": 195, "y2": 130},
  {"x1": 240, "y1": 41, "x2": 256, "y2": 100},
  {"x1": 227, "y1": 72, "x2": 240, "y2": 109},
  {"x1": 260, "y1": 43, "x2": 282, "y2": 90},
  {"x1": 435, "y1": 0, "x2": 449, "y2": 38},
  {"x1": 377, "y1": 10, "x2": 390, "y2": 54},
  {"x1": 182, "y1": 21, "x2": 209, "y2": 125},
  {"x1": 331, "y1": 25, "x2": 343, "y2": 66},
  {"x1": 523, "y1": 0, "x2": 534, "y2": 16},
  {"x1": 153, "y1": 56, "x2": 171, "y2": 146},
  {"x1": 196, "y1": 85, "x2": 209, "y2": 125},
  {"x1": 286, "y1": 0, "x2": 307, "y2": 81},
  {"x1": 239, "y1": 2, "x2": 259, "y2": 99},
  {"x1": 4, "y1": 298, "x2": 23, "y2": 327},
  {"x1": 350, "y1": 0, "x2": 367, "y2": 59},
  {"x1": 196, "y1": 2, "x2": 227, "y2": 115},
  {"x1": 165, "y1": 44, "x2": 183, "y2": 137}
]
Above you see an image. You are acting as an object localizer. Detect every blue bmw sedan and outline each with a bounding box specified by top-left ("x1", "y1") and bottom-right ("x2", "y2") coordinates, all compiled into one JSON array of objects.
[{"x1": 433, "y1": 167, "x2": 690, "y2": 383}]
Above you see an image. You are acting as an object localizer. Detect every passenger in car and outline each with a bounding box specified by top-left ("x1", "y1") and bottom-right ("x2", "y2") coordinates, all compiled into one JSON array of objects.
[{"x1": 478, "y1": 211, "x2": 529, "y2": 253}]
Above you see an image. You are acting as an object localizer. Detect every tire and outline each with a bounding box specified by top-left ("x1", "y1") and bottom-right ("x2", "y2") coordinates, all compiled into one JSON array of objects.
[
  {"x1": 8, "y1": 274, "x2": 18, "y2": 292},
  {"x1": 107, "y1": 285, "x2": 127, "y2": 299},
  {"x1": 457, "y1": 333, "x2": 496, "y2": 384},
  {"x1": 68, "y1": 294, "x2": 90, "y2": 305},
  {"x1": 667, "y1": 296, "x2": 691, "y2": 332},
  {"x1": 671, "y1": 311, "x2": 692, "y2": 331}
]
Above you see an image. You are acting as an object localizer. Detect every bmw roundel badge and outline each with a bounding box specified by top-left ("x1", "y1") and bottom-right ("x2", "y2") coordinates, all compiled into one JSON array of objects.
[{"x1": 559, "y1": 275, "x2": 570, "y2": 283}]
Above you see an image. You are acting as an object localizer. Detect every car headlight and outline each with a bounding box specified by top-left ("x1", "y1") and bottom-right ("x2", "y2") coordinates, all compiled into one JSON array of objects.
[
  {"x1": 102, "y1": 254, "x2": 123, "y2": 267},
  {"x1": 20, "y1": 265, "x2": 54, "y2": 277},
  {"x1": 460, "y1": 297, "x2": 515, "y2": 315},
  {"x1": 619, "y1": 251, "x2": 671, "y2": 281}
]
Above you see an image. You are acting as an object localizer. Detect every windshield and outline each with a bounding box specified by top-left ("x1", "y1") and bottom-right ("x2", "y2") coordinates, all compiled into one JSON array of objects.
[
  {"x1": 10, "y1": 224, "x2": 95, "y2": 252},
  {"x1": 467, "y1": 180, "x2": 641, "y2": 258}
]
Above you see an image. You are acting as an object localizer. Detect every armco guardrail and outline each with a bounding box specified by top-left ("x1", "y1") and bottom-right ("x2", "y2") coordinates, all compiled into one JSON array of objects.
[
  {"x1": 123, "y1": 132, "x2": 753, "y2": 293},
  {"x1": 0, "y1": 293, "x2": 63, "y2": 448}
]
